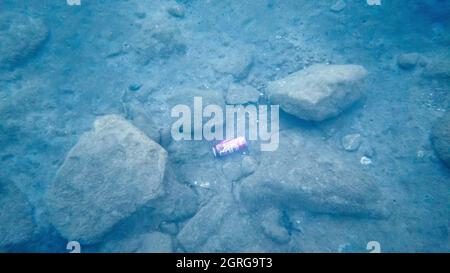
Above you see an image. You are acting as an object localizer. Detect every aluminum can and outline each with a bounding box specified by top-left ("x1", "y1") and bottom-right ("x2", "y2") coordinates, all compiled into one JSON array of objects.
[{"x1": 213, "y1": 137, "x2": 248, "y2": 157}]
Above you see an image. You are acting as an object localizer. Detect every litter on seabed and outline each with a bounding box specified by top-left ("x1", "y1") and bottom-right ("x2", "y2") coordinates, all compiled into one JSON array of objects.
[{"x1": 213, "y1": 137, "x2": 248, "y2": 157}]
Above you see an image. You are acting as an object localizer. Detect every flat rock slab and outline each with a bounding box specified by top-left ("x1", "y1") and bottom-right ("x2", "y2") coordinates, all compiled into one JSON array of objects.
[
  {"x1": 238, "y1": 129, "x2": 385, "y2": 218},
  {"x1": 267, "y1": 64, "x2": 368, "y2": 121},
  {"x1": 45, "y1": 115, "x2": 167, "y2": 244}
]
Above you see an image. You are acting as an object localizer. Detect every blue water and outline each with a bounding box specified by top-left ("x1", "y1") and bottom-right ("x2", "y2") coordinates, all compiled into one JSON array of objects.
[{"x1": 0, "y1": 0, "x2": 449, "y2": 253}]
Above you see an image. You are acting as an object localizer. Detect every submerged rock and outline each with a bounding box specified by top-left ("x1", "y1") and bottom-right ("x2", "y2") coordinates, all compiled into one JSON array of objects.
[
  {"x1": 330, "y1": 0, "x2": 347, "y2": 13},
  {"x1": 260, "y1": 208, "x2": 290, "y2": 244},
  {"x1": 222, "y1": 160, "x2": 243, "y2": 182},
  {"x1": 125, "y1": 100, "x2": 165, "y2": 143},
  {"x1": 141, "y1": 87, "x2": 225, "y2": 148},
  {"x1": 431, "y1": 113, "x2": 450, "y2": 168},
  {"x1": 267, "y1": 64, "x2": 368, "y2": 121},
  {"x1": 221, "y1": 156, "x2": 258, "y2": 182},
  {"x1": 101, "y1": 232, "x2": 172, "y2": 253},
  {"x1": 214, "y1": 46, "x2": 254, "y2": 81},
  {"x1": 133, "y1": 24, "x2": 186, "y2": 65},
  {"x1": 167, "y1": 5, "x2": 186, "y2": 18},
  {"x1": 147, "y1": 167, "x2": 199, "y2": 222},
  {"x1": 341, "y1": 133, "x2": 362, "y2": 152},
  {"x1": 0, "y1": 13, "x2": 49, "y2": 69},
  {"x1": 360, "y1": 156, "x2": 373, "y2": 166},
  {"x1": 159, "y1": 221, "x2": 178, "y2": 235},
  {"x1": 176, "y1": 192, "x2": 267, "y2": 252},
  {"x1": 199, "y1": 208, "x2": 268, "y2": 252},
  {"x1": 238, "y1": 129, "x2": 385, "y2": 217},
  {"x1": 177, "y1": 194, "x2": 231, "y2": 251},
  {"x1": 397, "y1": 53, "x2": 420, "y2": 70},
  {"x1": 241, "y1": 156, "x2": 258, "y2": 177},
  {"x1": 134, "y1": 12, "x2": 146, "y2": 19},
  {"x1": 45, "y1": 115, "x2": 167, "y2": 244},
  {"x1": 0, "y1": 180, "x2": 36, "y2": 248},
  {"x1": 128, "y1": 83, "x2": 142, "y2": 92},
  {"x1": 225, "y1": 84, "x2": 260, "y2": 105},
  {"x1": 424, "y1": 61, "x2": 450, "y2": 80}
]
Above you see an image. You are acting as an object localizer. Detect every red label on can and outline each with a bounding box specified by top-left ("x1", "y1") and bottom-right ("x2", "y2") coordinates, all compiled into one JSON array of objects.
[{"x1": 213, "y1": 137, "x2": 248, "y2": 157}]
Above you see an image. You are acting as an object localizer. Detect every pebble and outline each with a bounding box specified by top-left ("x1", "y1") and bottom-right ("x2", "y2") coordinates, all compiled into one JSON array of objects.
[
  {"x1": 129, "y1": 83, "x2": 142, "y2": 91},
  {"x1": 360, "y1": 156, "x2": 373, "y2": 165},
  {"x1": 134, "y1": 12, "x2": 146, "y2": 19},
  {"x1": 397, "y1": 53, "x2": 420, "y2": 70},
  {"x1": 330, "y1": 0, "x2": 347, "y2": 12},
  {"x1": 341, "y1": 134, "x2": 362, "y2": 152},
  {"x1": 167, "y1": 5, "x2": 185, "y2": 18}
]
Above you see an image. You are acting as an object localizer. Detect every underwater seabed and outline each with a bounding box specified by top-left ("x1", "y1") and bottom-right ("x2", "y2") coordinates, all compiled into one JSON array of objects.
[{"x1": 0, "y1": 0, "x2": 449, "y2": 253}]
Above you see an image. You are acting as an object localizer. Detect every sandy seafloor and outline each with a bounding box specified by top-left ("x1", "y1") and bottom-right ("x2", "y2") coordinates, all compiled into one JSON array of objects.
[{"x1": 0, "y1": 0, "x2": 449, "y2": 253}]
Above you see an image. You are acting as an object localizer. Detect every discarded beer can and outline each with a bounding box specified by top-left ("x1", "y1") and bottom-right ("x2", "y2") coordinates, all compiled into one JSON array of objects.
[{"x1": 213, "y1": 137, "x2": 248, "y2": 157}]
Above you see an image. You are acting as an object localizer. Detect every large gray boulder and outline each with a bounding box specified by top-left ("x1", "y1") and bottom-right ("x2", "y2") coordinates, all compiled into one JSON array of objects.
[
  {"x1": 266, "y1": 64, "x2": 368, "y2": 121},
  {"x1": 0, "y1": 179, "x2": 36, "y2": 248},
  {"x1": 431, "y1": 113, "x2": 450, "y2": 168},
  {"x1": 0, "y1": 12, "x2": 49, "y2": 69},
  {"x1": 238, "y1": 129, "x2": 385, "y2": 218},
  {"x1": 45, "y1": 115, "x2": 168, "y2": 244}
]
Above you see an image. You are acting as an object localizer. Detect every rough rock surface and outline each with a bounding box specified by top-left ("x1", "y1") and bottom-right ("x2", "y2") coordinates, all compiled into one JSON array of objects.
[
  {"x1": 222, "y1": 160, "x2": 244, "y2": 182},
  {"x1": 397, "y1": 53, "x2": 420, "y2": 70},
  {"x1": 424, "y1": 61, "x2": 450, "y2": 80},
  {"x1": 127, "y1": 88, "x2": 225, "y2": 147},
  {"x1": 241, "y1": 156, "x2": 258, "y2": 177},
  {"x1": 266, "y1": 64, "x2": 368, "y2": 121},
  {"x1": 0, "y1": 12, "x2": 48, "y2": 69},
  {"x1": 330, "y1": 0, "x2": 347, "y2": 13},
  {"x1": 238, "y1": 129, "x2": 385, "y2": 217},
  {"x1": 177, "y1": 194, "x2": 231, "y2": 251},
  {"x1": 101, "y1": 232, "x2": 172, "y2": 253},
  {"x1": 45, "y1": 115, "x2": 168, "y2": 243},
  {"x1": 1, "y1": 0, "x2": 449, "y2": 253},
  {"x1": 0, "y1": 179, "x2": 36, "y2": 248},
  {"x1": 431, "y1": 113, "x2": 450, "y2": 168},
  {"x1": 167, "y1": 5, "x2": 186, "y2": 18},
  {"x1": 211, "y1": 44, "x2": 254, "y2": 81},
  {"x1": 198, "y1": 208, "x2": 269, "y2": 252},
  {"x1": 133, "y1": 24, "x2": 186, "y2": 65},
  {"x1": 260, "y1": 208, "x2": 290, "y2": 244},
  {"x1": 226, "y1": 84, "x2": 260, "y2": 105},
  {"x1": 147, "y1": 167, "x2": 199, "y2": 222},
  {"x1": 341, "y1": 133, "x2": 362, "y2": 152},
  {"x1": 176, "y1": 192, "x2": 269, "y2": 252}
]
